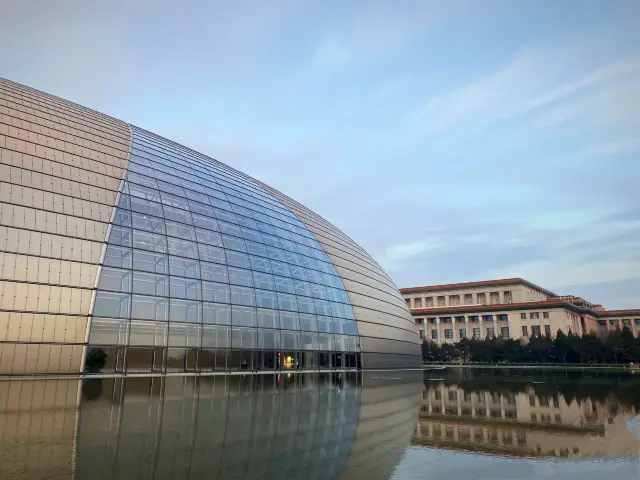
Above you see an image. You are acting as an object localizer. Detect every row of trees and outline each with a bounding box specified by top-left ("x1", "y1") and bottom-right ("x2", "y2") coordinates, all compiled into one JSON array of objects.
[{"x1": 422, "y1": 328, "x2": 640, "y2": 364}]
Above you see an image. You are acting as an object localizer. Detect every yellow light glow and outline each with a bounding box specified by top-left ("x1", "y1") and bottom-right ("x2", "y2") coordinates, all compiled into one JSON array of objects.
[{"x1": 284, "y1": 355, "x2": 294, "y2": 368}]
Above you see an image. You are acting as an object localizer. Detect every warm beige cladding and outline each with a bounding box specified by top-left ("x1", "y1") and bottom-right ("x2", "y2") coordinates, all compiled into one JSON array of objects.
[
  {"x1": 400, "y1": 278, "x2": 640, "y2": 343},
  {"x1": 402, "y1": 278, "x2": 553, "y2": 309}
]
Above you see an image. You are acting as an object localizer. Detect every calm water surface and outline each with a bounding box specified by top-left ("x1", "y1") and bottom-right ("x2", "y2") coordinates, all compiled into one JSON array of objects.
[
  {"x1": 0, "y1": 368, "x2": 638, "y2": 479},
  {"x1": 392, "y1": 368, "x2": 640, "y2": 480}
]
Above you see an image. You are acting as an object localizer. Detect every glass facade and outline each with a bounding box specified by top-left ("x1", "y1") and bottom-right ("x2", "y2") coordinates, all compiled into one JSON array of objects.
[
  {"x1": 85, "y1": 127, "x2": 360, "y2": 374},
  {"x1": 0, "y1": 77, "x2": 421, "y2": 375}
]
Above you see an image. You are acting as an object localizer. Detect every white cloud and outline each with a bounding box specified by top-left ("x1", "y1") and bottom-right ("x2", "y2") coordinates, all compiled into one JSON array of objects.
[
  {"x1": 484, "y1": 259, "x2": 640, "y2": 291},
  {"x1": 377, "y1": 240, "x2": 440, "y2": 271},
  {"x1": 311, "y1": 36, "x2": 352, "y2": 70},
  {"x1": 408, "y1": 41, "x2": 640, "y2": 135},
  {"x1": 522, "y1": 55, "x2": 640, "y2": 113}
]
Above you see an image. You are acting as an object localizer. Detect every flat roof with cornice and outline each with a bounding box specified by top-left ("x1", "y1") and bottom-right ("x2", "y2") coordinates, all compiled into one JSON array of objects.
[
  {"x1": 402, "y1": 278, "x2": 639, "y2": 318},
  {"x1": 400, "y1": 277, "x2": 558, "y2": 298},
  {"x1": 410, "y1": 299, "x2": 640, "y2": 318}
]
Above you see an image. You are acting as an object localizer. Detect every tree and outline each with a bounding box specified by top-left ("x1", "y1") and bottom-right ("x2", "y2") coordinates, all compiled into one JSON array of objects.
[
  {"x1": 577, "y1": 333, "x2": 606, "y2": 363},
  {"x1": 428, "y1": 331, "x2": 632, "y2": 365},
  {"x1": 422, "y1": 341, "x2": 445, "y2": 362},
  {"x1": 84, "y1": 347, "x2": 107, "y2": 372},
  {"x1": 550, "y1": 330, "x2": 571, "y2": 363},
  {"x1": 619, "y1": 326, "x2": 640, "y2": 363},
  {"x1": 527, "y1": 335, "x2": 553, "y2": 362}
]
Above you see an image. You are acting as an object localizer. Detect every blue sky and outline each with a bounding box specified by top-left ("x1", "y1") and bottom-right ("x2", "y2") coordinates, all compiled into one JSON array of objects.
[{"x1": 1, "y1": 0, "x2": 639, "y2": 308}]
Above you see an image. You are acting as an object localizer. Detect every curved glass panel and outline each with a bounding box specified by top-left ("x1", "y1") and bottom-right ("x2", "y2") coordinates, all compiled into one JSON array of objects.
[{"x1": 85, "y1": 128, "x2": 360, "y2": 374}]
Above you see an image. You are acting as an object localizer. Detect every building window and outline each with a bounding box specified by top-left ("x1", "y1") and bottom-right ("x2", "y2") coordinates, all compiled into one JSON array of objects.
[
  {"x1": 450, "y1": 295, "x2": 460, "y2": 306},
  {"x1": 428, "y1": 317, "x2": 437, "y2": 324},
  {"x1": 522, "y1": 325, "x2": 528, "y2": 336},
  {"x1": 472, "y1": 328, "x2": 480, "y2": 339},
  {"x1": 486, "y1": 327, "x2": 495, "y2": 339},
  {"x1": 415, "y1": 317, "x2": 424, "y2": 325},
  {"x1": 419, "y1": 330, "x2": 425, "y2": 340},
  {"x1": 520, "y1": 313, "x2": 526, "y2": 320},
  {"x1": 431, "y1": 330, "x2": 438, "y2": 340},
  {"x1": 544, "y1": 325, "x2": 551, "y2": 336},
  {"x1": 609, "y1": 319, "x2": 618, "y2": 326},
  {"x1": 497, "y1": 314, "x2": 508, "y2": 321},
  {"x1": 482, "y1": 315, "x2": 493, "y2": 322},
  {"x1": 598, "y1": 320, "x2": 606, "y2": 327},
  {"x1": 442, "y1": 317, "x2": 452, "y2": 324},
  {"x1": 501, "y1": 327, "x2": 510, "y2": 338},
  {"x1": 490, "y1": 292, "x2": 500, "y2": 304},
  {"x1": 426, "y1": 297, "x2": 434, "y2": 307},
  {"x1": 622, "y1": 319, "x2": 631, "y2": 327},
  {"x1": 477, "y1": 293, "x2": 487, "y2": 305},
  {"x1": 543, "y1": 312, "x2": 549, "y2": 319},
  {"x1": 455, "y1": 316, "x2": 465, "y2": 323},
  {"x1": 530, "y1": 312, "x2": 540, "y2": 319},
  {"x1": 459, "y1": 328, "x2": 467, "y2": 339},
  {"x1": 531, "y1": 325, "x2": 541, "y2": 337},
  {"x1": 448, "y1": 391, "x2": 458, "y2": 401},
  {"x1": 445, "y1": 329, "x2": 453, "y2": 339},
  {"x1": 414, "y1": 297, "x2": 423, "y2": 308},
  {"x1": 437, "y1": 296, "x2": 446, "y2": 306},
  {"x1": 635, "y1": 319, "x2": 640, "y2": 325},
  {"x1": 470, "y1": 315, "x2": 479, "y2": 323},
  {"x1": 464, "y1": 294, "x2": 473, "y2": 304},
  {"x1": 504, "y1": 291, "x2": 512, "y2": 304},
  {"x1": 405, "y1": 298, "x2": 411, "y2": 306}
]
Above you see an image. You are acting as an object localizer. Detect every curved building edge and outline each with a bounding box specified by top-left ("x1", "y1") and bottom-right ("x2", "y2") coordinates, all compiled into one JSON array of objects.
[{"x1": 0, "y1": 77, "x2": 421, "y2": 375}]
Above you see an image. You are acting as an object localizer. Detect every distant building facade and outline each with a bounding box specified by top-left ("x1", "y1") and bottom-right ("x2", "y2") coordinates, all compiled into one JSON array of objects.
[{"x1": 400, "y1": 278, "x2": 640, "y2": 343}]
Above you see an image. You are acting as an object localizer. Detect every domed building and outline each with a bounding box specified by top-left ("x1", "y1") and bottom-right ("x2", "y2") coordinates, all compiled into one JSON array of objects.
[{"x1": 0, "y1": 77, "x2": 421, "y2": 375}]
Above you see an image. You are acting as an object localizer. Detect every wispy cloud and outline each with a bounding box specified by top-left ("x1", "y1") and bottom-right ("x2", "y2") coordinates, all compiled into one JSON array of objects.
[
  {"x1": 485, "y1": 259, "x2": 640, "y2": 291},
  {"x1": 377, "y1": 240, "x2": 440, "y2": 271},
  {"x1": 2, "y1": 1, "x2": 637, "y2": 308},
  {"x1": 408, "y1": 44, "x2": 640, "y2": 136},
  {"x1": 310, "y1": 36, "x2": 352, "y2": 71}
]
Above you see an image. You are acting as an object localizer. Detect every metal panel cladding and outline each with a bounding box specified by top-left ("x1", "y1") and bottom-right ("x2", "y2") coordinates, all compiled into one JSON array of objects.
[
  {"x1": 0, "y1": 78, "x2": 421, "y2": 375},
  {"x1": 0, "y1": 78, "x2": 131, "y2": 374}
]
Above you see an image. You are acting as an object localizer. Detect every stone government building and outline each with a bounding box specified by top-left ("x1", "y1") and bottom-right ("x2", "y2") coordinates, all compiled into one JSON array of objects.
[
  {"x1": 401, "y1": 278, "x2": 640, "y2": 343},
  {"x1": 0, "y1": 77, "x2": 421, "y2": 375}
]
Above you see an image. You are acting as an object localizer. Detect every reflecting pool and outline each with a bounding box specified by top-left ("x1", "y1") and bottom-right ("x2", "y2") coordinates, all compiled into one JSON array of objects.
[
  {"x1": 0, "y1": 372, "x2": 422, "y2": 479},
  {"x1": 1, "y1": 368, "x2": 638, "y2": 479},
  {"x1": 393, "y1": 368, "x2": 640, "y2": 480}
]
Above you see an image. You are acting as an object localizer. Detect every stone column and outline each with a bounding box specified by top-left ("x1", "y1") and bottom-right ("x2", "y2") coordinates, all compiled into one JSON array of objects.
[{"x1": 462, "y1": 317, "x2": 467, "y2": 342}]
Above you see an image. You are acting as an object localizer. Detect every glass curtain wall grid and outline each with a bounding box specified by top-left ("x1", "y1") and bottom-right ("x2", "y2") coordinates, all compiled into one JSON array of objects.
[{"x1": 85, "y1": 127, "x2": 362, "y2": 375}]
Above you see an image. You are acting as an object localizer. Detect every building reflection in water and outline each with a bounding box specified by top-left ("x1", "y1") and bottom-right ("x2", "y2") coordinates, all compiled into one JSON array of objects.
[
  {"x1": 0, "y1": 372, "x2": 422, "y2": 480},
  {"x1": 414, "y1": 375, "x2": 639, "y2": 459}
]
